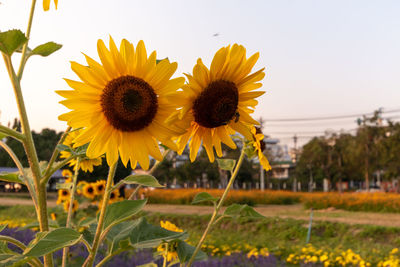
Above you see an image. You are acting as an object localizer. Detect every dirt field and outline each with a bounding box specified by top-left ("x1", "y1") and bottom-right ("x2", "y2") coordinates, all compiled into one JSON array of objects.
[{"x1": 1, "y1": 196, "x2": 400, "y2": 227}]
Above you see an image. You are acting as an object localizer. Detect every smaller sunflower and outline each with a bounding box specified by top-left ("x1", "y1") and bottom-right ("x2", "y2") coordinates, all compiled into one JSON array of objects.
[
  {"x1": 82, "y1": 183, "x2": 96, "y2": 199},
  {"x1": 63, "y1": 199, "x2": 79, "y2": 213},
  {"x1": 109, "y1": 189, "x2": 121, "y2": 203},
  {"x1": 250, "y1": 126, "x2": 271, "y2": 171},
  {"x1": 170, "y1": 44, "x2": 265, "y2": 163},
  {"x1": 57, "y1": 189, "x2": 70, "y2": 204},
  {"x1": 157, "y1": 221, "x2": 184, "y2": 262},
  {"x1": 43, "y1": 0, "x2": 58, "y2": 11},
  {"x1": 60, "y1": 129, "x2": 103, "y2": 173},
  {"x1": 76, "y1": 181, "x2": 88, "y2": 195},
  {"x1": 94, "y1": 180, "x2": 106, "y2": 195}
]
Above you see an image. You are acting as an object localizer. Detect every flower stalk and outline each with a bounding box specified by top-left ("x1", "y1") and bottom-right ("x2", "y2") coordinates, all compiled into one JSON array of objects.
[
  {"x1": 186, "y1": 146, "x2": 246, "y2": 267},
  {"x1": 62, "y1": 157, "x2": 81, "y2": 267},
  {"x1": 84, "y1": 161, "x2": 118, "y2": 267}
]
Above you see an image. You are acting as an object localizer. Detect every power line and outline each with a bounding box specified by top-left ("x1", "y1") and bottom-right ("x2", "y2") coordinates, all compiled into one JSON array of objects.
[{"x1": 262, "y1": 108, "x2": 400, "y2": 122}]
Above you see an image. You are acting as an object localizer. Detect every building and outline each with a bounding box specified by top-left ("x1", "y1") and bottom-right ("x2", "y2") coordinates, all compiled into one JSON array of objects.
[{"x1": 0, "y1": 167, "x2": 64, "y2": 192}]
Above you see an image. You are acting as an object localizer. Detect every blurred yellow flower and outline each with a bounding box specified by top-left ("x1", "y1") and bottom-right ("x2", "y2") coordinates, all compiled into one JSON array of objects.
[
  {"x1": 43, "y1": 0, "x2": 58, "y2": 11},
  {"x1": 171, "y1": 44, "x2": 265, "y2": 162},
  {"x1": 57, "y1": 37, "x2": 185, "y2": 170},
  {"x1": 63, "y1": 199, "x2": 79, "y2": 213},
  {"x1": 94, "y1": 180, "x2": 106, "y2": 195},
  {"x1": 60, "y1": 129, "x2": 103, "y2": 173},
  {"x1": 250, "y1": 126, "x2": 271, "y2": 171},
  {"x1": 62, "y1": 169, "x2": 72, "y2": 178},
  {"x1": 82, "y1": 183, "x2": 96, "y2": 199},
  {"x1": 57, "y1": 189, "x2": 70, "y2": 204},
  {"x1": 157, "y1": 221, "x2": 184, "y2": 262}
]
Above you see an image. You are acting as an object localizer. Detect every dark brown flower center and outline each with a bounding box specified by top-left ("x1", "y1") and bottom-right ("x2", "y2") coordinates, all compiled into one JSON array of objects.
[
  {"x1": 97, "y1": 185, "x2": 104, "y2": 191},
  {"x1": 62, "y1": 190, "x2": 68, "y2": 196},
  {"x1": 87, "y1": 187, "x2": 94, "y2": 193},
  {"x1": 101, "y1": 75, "x2": 158, "y2": 132},
  {"x1": 192, "y1": 80, "x2": 239, "y2": 128}
]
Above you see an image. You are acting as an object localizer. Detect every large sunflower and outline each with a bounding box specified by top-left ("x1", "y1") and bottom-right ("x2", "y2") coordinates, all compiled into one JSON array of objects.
[
  {"x1": 171, "y1": 44, "x2": 265, "y2": 162},
  {"x1": 57, "y1": 37, "x2": 185, "y2": 169},
  {"x1": 60, "y1": 129, "x2": 103, "y2": 172}
]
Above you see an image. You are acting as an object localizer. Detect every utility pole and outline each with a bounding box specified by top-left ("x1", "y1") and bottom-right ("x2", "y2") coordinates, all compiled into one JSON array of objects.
[
  {"x1": 259, "y1": 117, "x2": 265, "y2": 191},
  {"x1": 293, "y1": 134, "x2": 298, "y2": 192}
]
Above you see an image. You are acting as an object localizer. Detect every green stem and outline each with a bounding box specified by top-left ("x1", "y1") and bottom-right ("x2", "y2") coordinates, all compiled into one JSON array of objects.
[
  {"x1": 95, "y1": 248, "x2": 126, "y2": 267},
  {"x1": 61, "y1": 157, "x2": 80, "y2": 267},
  {"x1": 0, "y1": 140, "x2": 38, "y2": 209},
  {"x1": 128, "y1": 185, "x2": 142, "y2": 200},
  {"x1": 84, "y1": 161, "x2": 118, "y2": 267},
  {"x1": 43, "y1": 126, "x2": 71, "y2": 179},
  {"x1": 0, "y1": 125, "x2": 25, "y2": 141},
  {"x1": 186, "y1": 147, "x2": 246, "y2": 267},
  {"x1": 41, "y1": 154, "x2": 78, "y2": 185},
  {"x1": 17, "y1": 0, "x2": 37, "y2": 81}
]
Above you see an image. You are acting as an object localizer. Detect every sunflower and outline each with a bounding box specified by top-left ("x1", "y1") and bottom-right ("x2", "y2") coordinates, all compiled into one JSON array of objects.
[
  {"x1": 57, "y1": 37, "x2": 185, "y2": 170},
  {"x1": 171, "y1": 44, "x2": 265, "y2": 162},
  {"x1": 60, "y1": 129, "x2": 103, "y2": 173},
  {"x1": 157, "y1": 221, "x2": 184, "y2": 262},
  {"x1": 57, "y1": 189, "x2": 70, "y2": 204},
  {"x1": 43, "y1": 0, "x2": 58, "y2": 11},
  {"x1": 94, "y1": 180, "x2": 106, "y2": 195},
  {"x1": 109, "y1": 189, "x2": 121, "y2": 203},
  {"x1": 250, "y1": 126, "x2": 271, "y2": 171},
  {"x1": 63, "y1": 199, "x2": 79, "y2": 213},
  {"x1": 82, "y1": 183, "x2": 96, "y2": 199},
  {"x1": 62, "y1": 169, "x2": 73, "y2": 178}
]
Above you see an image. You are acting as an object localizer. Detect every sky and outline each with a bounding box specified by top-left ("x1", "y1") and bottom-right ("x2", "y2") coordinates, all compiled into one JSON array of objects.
[{"x1": 1, "y1": 0, "x2": 400, "y2": 148}]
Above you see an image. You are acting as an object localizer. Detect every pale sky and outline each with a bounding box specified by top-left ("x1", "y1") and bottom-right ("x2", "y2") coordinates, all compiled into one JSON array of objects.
[{"x1": 1, "y1": 0, "x2": 400, "y2": 148}]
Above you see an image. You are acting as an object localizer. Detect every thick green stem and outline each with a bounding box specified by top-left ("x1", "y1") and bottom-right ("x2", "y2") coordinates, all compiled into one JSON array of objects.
[
  {"x1": 3, "y1": 54, "x2": 53, "y2": 267},
  {"x1": 61, "y1": 157, "x2": 80, "y2": 267},
  {"x1": 84, "y1": 161, "x2": 118, "y2": 267},
  {"x1": 186, "y1": 147, "x2": 246, "y2": 267}
]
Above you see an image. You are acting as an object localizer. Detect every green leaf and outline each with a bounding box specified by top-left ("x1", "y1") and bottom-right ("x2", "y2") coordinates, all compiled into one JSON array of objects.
[
  {"x1": 56, "y1": 144, "x2": 73, "y2": 152},
  {"x1": 31, "y1": 42, "x2": 62, "y2": 57},
  {"x1": 192, "y1": 192, "x2": 219, "y2": 204},
  {"x1": 177, "y1": 240, "x2": 207, "y2": 263},
  {"x1": 106, "y1": 221, "x2": 138, "y2": 253},
  {"x1": 216, "y1": 158, "x2": 236, "y2": 172},
  {"x1": 0, "y1": 225, "x2": 6, "y2": 233},
  {"x1": 24, "y1": 228, "x2": 81, "y2": 257},
  {"x1": 77, "y1": 217, "x2": 96, "y2": 228},
  {"x1": 121, "y1": 174, "x2": 164, "y2": 188},
  {"x1": 0, "y1": 172, "x2": 22, "y2": 183},
  {"x1": 0, "y1": 30, "x2": 27, "y2": 56},
  {"x1": 19, "y1": 221, "x2": 58, "y2": 230},
  {"x1": 103, "y1": 199, "x2": 147, "y2": 230},
  {"x1": 82, "y1": 224, "x2": 97, "y2": 245},
  {"x1": 128, "y1": 218, "x2": 187, "y2": 249},
  {"x1": 223, "y1": 204, "x2": 265, "y2": 219}
]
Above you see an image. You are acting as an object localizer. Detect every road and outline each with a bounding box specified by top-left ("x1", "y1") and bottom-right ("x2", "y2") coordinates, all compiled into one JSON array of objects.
[{"x1": 1, "y1": 197, "x2": 400, "y2": 227}]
